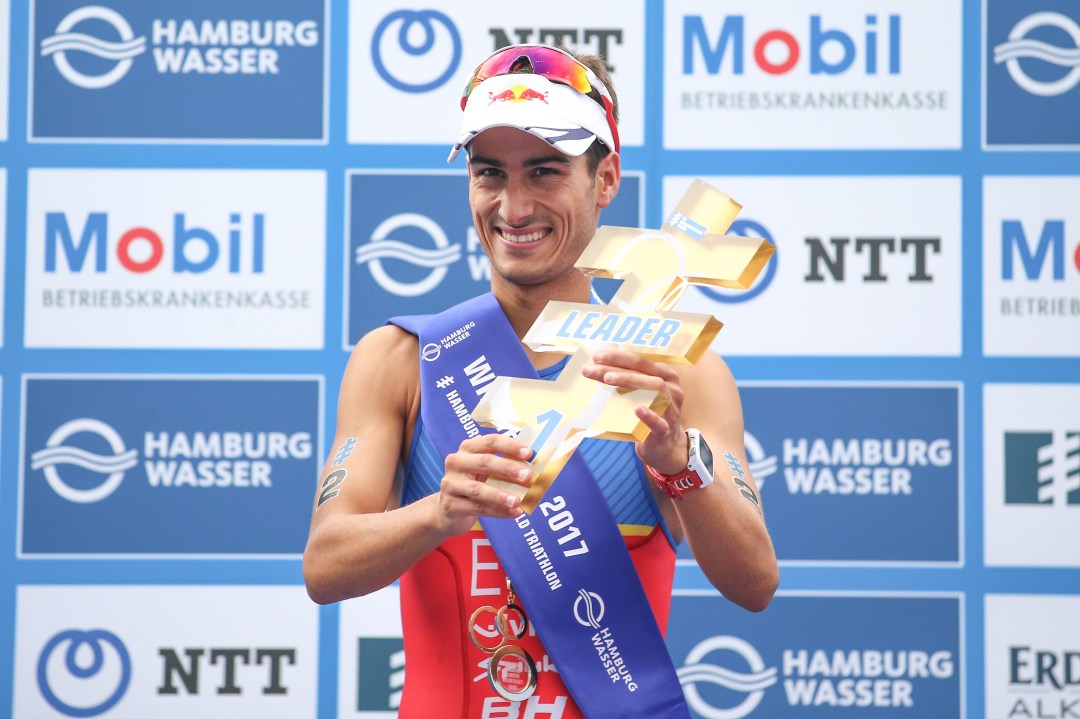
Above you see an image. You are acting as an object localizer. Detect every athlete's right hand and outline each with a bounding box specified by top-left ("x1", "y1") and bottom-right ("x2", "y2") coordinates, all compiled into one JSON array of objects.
[{"x1": 435, "y1": 434, "x2": 534, "y2": 535}]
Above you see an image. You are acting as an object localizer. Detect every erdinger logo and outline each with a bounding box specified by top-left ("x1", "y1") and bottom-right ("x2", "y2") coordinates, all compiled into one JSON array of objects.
[
  {"x1": 573, "y1": 589, "x2": 605, "y2": 628},
  {"x1": 355, "y1": 213, "x2": 462, "y2": 297},
  {"x1": 356, "y1": 637, "x2": 406, "y2": 711},
  {"x1": 993, "y1": 12, "x2": 1080, "y2": 97},
  {"x1": 1005, "y1": 431, "x2": 1080, "y2": 506},
  {"x1": 677, "y1": 636, "x2": 778, "y2": 719},
  {"x1": 42, "y1": 6, "x2": 147, "y2": 90},
  {"x1": 30, "y1": 419, "x2": 138, "y2": 503},
  {"x1": 371, "y1": 10, "x2": 461, "y2": 92},
  {"x1": 697, "y1": 220, "x2": 777, "y2": 303},
  {"x1": 38, "y1": 629, "x2": 132, "y2": 717}
]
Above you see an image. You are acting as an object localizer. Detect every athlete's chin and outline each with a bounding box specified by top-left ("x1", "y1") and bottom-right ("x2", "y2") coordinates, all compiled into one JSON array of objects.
[{"x1": 491, "y1": 264, "x2": 557, "y2": 288}]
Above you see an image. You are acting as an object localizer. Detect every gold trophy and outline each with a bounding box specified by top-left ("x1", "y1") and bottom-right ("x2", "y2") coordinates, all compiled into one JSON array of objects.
[{"x1": 473, "y1": 180, "x2": 775, "y2": 512}]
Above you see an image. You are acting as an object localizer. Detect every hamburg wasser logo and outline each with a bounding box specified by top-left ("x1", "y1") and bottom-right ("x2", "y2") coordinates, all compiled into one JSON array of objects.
[
  {"x1": 354, "y1": 212, "x2": 463, "y2": 298},
  {"x1": 677, "y1": 636, "x2": 778, "y2": 719},
  {"x1": 31, "y1": 1, "x2": 326, "y2": 140},
  {"x1": 576, "y1": 589, "x2": 638, "y2": 692},
  {"x1": 986, "y1": 2, "x2": 1080, "y2": 146},
  {"x1": 993, "y1": 12, "x2": 1080, "y2": 97},
  {"x1": 1004, "y1": 431, "x2": 1080, "y2": 506},
  {"x1": 733, "y1": 385, "x2": 961, "y2": 564},
  {"x1": 39, "y1": 4, "x2": 320, "y2": 89},
  {"x1": 573, "y1": 589, "x2": 606, "y2": 628},
  {"x1": 21, "y1": 377, "x2": 320, "y2": 555},
  {"x1": 743, "y1": 430, "x2": 778, "y2": 487},
  {"x1": 42, "y1": 6, "x2": 147, "y2": 89},
  {"x1": 667, "y1": 595, "x2": 961, "y2": 716},
  {"x1": 37, "y1": 629, "x2": 132, "y2": 717},
  {"x1": 31, "y1": 418, "x2": 137, "y2": 503}
]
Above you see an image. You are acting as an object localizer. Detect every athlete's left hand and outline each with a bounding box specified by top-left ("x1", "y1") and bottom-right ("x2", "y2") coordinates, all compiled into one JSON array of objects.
[{"x1": 582, "y1": 349, "x2": 689, "y2": 475}]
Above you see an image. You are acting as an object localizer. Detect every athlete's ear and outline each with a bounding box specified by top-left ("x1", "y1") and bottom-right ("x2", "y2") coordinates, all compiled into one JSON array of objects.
[{"x1": 594, "y1": 151, "x2": 620, "y2": 210}]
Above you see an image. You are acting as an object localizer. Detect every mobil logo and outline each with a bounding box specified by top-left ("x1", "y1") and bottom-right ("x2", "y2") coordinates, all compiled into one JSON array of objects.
[
  {"x1": 683, "y1": 12, "x2": 901, "y2": 76},
  {"x1": 1002, "y1": 218, "x2": 1080, "y2": 281},
  {"x1": 44, "y1": 211, "x2": 265, "y2": 275}
]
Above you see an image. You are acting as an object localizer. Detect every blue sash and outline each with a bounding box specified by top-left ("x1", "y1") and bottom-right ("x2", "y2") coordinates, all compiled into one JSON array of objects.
[{"x1": 391, "y1": 292, "x2": 689, "y2": 718}]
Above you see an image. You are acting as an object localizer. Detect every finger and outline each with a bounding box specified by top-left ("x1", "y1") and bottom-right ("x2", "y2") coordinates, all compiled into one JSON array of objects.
[
  {"x1": 584, "y1": 366, "x2": 668, "y2": 393},
  {"x1": 634, "y1": 404, "x2": 672, "y2": 437},
  {"x1": 441, "y1": 475, "x2": 522, "y2": 516},
  {"x1": 458, "y1": 433, "x2": 533, "y2": 461},
  {"x1": 591, "y1": 350, "x2": 681, "y2": 381},
  {"x1": 445, "y1": 451, "x2": 534, "y2": 487}
]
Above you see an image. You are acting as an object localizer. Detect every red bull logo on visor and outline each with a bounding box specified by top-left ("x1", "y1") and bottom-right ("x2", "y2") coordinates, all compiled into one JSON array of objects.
[{"x1": 488, "y1": 84, "x2": 549, "y2": 104}]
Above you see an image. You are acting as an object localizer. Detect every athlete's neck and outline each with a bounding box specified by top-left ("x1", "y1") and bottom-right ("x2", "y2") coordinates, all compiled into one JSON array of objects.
[{"x1": 493, "y1": 273, "x2": 590, "y2": 370}]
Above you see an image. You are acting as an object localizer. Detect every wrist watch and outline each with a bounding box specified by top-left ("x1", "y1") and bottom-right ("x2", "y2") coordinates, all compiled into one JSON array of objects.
[{"x1": 646, "y1": 428, "x2": 715, "y2": 500}]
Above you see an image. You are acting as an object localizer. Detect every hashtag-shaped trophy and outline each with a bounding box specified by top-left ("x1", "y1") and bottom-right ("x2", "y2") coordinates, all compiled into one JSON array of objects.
[{"x1": 472, "y1": 180, "x2": 775, "y2": 512}]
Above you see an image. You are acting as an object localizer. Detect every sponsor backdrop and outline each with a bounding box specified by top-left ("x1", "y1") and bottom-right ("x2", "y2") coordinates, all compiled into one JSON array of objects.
[{"x1": 0, "y1": 1, "x2": 1077, "y2": 718}]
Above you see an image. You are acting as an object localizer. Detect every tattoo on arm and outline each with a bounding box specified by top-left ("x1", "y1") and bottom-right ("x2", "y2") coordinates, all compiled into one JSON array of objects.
[
  {"x1": 724, "y1": 451, "x2": 763, "y2": 516},
  {"x1": 333, "y1": 437, "x2": 357, "y2": 465},
  {"x1": 318, "y1": 437, "x2": 358, "y2": 509},
  {"x1": 318, "y1": 469, "x2": 347, "y2": 509}
]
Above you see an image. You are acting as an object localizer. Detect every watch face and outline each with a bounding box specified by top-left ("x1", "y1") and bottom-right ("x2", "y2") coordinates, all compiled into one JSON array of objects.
[{"x1": 694, "y1": 430, "x2": 714, "y2": 475}]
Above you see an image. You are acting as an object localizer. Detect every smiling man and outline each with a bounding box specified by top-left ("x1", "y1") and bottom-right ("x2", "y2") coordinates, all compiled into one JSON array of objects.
[{"x1": 303, "y1": 44, "x2": 778, "y2": 718}]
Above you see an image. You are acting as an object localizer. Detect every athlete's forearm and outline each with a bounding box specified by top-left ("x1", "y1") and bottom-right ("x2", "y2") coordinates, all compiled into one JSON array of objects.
[
  {"x1": 675, "y1": 481, "x2": 778, "y2": 612},
  {"x1": 303, "y1": 495, "x2": 448, "y2": 604}
]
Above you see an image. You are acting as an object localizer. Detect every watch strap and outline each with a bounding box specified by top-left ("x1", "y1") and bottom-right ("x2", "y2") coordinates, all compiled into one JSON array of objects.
[{"x1": 646, "y1": 463, "x2": 707, "y2": 500}]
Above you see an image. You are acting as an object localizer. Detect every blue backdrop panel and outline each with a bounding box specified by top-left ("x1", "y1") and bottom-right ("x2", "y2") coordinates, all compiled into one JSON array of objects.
[{"x1": 1, "y1": 1, "x2": 1078, "y2": 718}]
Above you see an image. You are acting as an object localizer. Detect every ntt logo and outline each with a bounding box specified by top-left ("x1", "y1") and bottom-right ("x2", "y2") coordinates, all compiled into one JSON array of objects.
[
  {"x1": 41, "y1": 6, "x2": 147, "y2": 90},
  {"x1": 38, "y1": 629, "x2": 132, "y2": 717},
  {"x1": 30, "y1": 418, "x2": 138, "y2": 503},
  {"x1": 371, "y1": 9, "x2": 461, "y2": 92}
]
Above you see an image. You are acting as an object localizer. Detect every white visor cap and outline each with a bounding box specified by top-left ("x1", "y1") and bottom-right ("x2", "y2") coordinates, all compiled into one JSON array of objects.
[{"x1": 447, "y1": 73, "x2": 616, "y2": 162}]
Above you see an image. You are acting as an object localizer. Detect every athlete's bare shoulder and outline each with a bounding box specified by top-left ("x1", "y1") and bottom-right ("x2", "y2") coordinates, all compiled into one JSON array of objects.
[{"x1": 339, "y1": 324, "x2": 420, "y2": 429}]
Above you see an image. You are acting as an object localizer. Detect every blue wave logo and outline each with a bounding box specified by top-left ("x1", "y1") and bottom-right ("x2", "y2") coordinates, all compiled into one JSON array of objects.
[
  {"x1": 572, "y1": 589, "x2": 605, "y2": 629},
  {"x1": 371, "y1": 9, "x2": 461, "y2": 92},
  {"x1": 38, "y1": 629, "x2": 132, "y2": 717},
  {"x1": 31, "y1": 419, "x2": 137, "y2": 504},
  {"x1": 743, "y1": 430, "x2": 777, "y2": 489},
  {"x1": 41, "y1": 6, "x2": 146, "y2": 89},
  {"x1": 678, "y1": 636, "x2": 777, "y2": 719},
  {"x1": 677, "y1": 663, "x2": 777, "y2": 692},
  {"x1": 993, "y1": 11, "x2": 1080, "y2": 97},
  {"x1": 356, "y1": 212, "x2": 462, "y2": 297},
  {"x1": 42, "y1": 31, "x2": 146, "y2": 61},
  {"x1": 354, "y1": 241, "x2": 461, "y2": 267}
]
